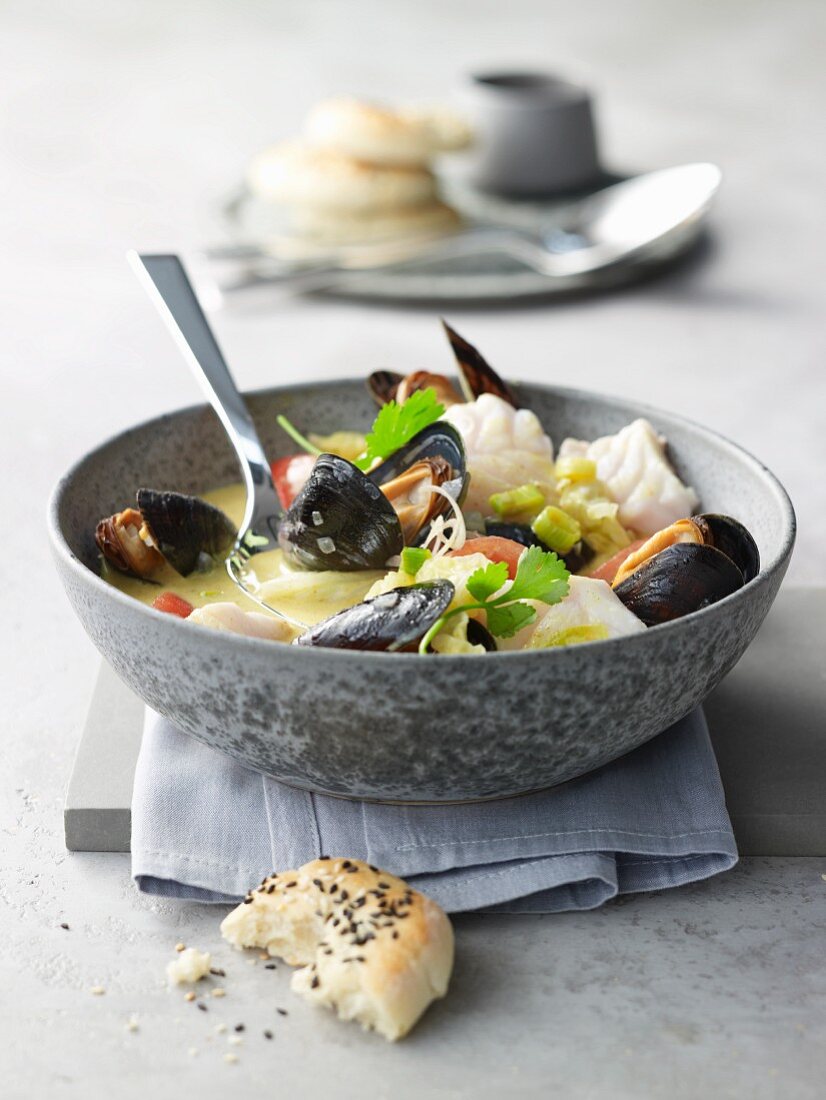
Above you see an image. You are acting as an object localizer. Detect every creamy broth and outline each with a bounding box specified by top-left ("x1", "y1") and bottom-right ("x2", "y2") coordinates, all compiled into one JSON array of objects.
[{"x1": 104, "y1": 483, "x2": 384, "y2": 625}]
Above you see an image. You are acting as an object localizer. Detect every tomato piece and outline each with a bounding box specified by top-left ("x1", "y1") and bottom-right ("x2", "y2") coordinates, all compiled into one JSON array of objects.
[
  {"x1": 449, "y1": 535, "x2": 526, "y2": 580},
  {"x1": 152, "y1": 592, "x2": 194, "y2": 618},
  {"x1": 271, "y1": 453, "x2": 315, "y2": 509},
  {"x1": 588, "y1": 539, "x2": 647, "y2": 584}
]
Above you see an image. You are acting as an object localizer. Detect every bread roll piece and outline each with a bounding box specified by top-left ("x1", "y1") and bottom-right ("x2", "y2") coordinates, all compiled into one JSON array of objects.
[
  {"x1": 290, "y1": 200, "x2": 461, "y2": 246},
  {"x1": 220, "y1": 858, "x2": 454, "y2": 1041},
  {"x1": 305, "y1": 98, "x2": 473, "y2": 166},
  {"x1": 248, "y1": 142, "x2": 438, "y2": 212}
]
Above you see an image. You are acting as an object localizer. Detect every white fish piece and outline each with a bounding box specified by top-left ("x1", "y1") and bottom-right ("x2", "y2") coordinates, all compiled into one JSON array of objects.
[
  {"x1": 442, "y1": 394, "x2": 555, "y2": 514},
  {"x1": 188, "y1": 602, "x2": 298, "y2": 642},
  {"x1": 560, "y1": 419, "x2": 699, "y2": 536},
  {"x1": 523, "y1": 576, "x2": 647, "y2": 649}
]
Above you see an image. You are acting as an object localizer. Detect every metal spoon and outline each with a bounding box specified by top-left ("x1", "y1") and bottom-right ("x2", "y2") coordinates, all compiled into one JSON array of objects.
[
  {"x1": 207, "y1": 163, "x2": 721, "y2": 293},
  {"x1": 128, "y1": 251, "x2": 301, "y2": 624}
]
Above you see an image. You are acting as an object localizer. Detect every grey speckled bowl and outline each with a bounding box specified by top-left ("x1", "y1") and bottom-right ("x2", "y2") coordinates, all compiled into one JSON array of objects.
[{"x1": 49, "y1": 381, "x2": 795, "y2": 802}]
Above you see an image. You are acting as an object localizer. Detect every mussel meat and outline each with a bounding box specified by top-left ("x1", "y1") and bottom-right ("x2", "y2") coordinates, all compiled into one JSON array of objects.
[
  {"x1": 136, "y1": 489, "x2": 237, "y2": 576},
  {"x1": 296, "y1": 581, "x2": 455, "y2": 652},
  {"x1": 278, "y1": 454, "x2": 403, "y2": 572},
  {"x1": 95, "y1": 508, "x2": 165, "y2": 579},
  {"x1": 613, "y1": 541, "x2": 744, "y2": 627},
  {"x1": 279, "y1": 423, "x2": 468, "y2": 571},
  {"x1": 96, "y1": 490, "x2": 236, "y2": 579}
]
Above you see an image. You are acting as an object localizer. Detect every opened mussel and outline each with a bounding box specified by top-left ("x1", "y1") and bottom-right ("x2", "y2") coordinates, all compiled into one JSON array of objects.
[
  {"x1": 279, "y1": 423, "x2": 467, "y2": 571},
  {"x1": 367, "y1": 322, "x2": 520, "y2": 410},
  {"x1": 367, "y1": 369, "x2": 463, "y2": 409},
  {"x1": 96, "y1": 490, "x2": 236, "y2": 579},
  {"x1": 612, "y1": 513, "x2": 759, "y2": 627},
  {"x1": 296, "y1": 581, "x2": 455, "y2": 652}
]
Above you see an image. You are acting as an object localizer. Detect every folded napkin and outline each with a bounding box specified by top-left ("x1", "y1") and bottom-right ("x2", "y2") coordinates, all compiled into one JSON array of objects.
[{"x1": 131, "y1": 708, "x2": 737, "y2": 913}]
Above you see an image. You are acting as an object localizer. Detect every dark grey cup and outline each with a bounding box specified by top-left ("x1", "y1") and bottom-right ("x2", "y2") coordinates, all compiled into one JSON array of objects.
[
  {"x1": 49, "y1": 381, "x2": 795, "y2": 803},
  {"x1": 465, "y1": 72, "x2": 601, "y2": 196}
]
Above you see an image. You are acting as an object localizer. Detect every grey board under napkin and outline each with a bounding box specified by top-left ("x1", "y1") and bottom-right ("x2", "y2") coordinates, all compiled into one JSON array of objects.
[{"x1": 131, "y1": 708, "x2": 737, "y2": 913}]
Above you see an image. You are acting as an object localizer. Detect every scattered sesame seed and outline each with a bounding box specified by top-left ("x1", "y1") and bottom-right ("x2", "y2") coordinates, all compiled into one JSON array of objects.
[
  {"x1": 264, "y1": 963, "x2": 277, "y2": 971},
  {"x1": 224, "y1": 1053, "x2": 239, "y2": 1065},
  {"x1": 175, "y1": 942, "x2": 186, "y2": 953},
  {"x1": 60, "y1": 922, "x2": 70, "y2": 931},
  {"x1": 212, "y1": 989, "x2": 226, "y2": 998},
  {"x1": 234, "y1": 1024, "x2": 245, "y2": 1032},
  {"x1": 197, "y1": 1002, "x2": 208, "y2": 1012},
  {"x1": 126, "y1": 1016, "x2": 139, "y2": 1032},
  {"x1": 277, "y1": 1008, "x2": 288, "y2": 1016},
  {"x1": 209, "y1": 968, "x2": 226, "y2": 977},
  {"x1": 264, "y1": 1030, "x2": 274, "y2": 1040},
  {"x1": 368, "y1": 865, "x2": 379, "y2": 873},
  {"x1": 184, "y1": 991, "x2": 196, "y2": 1002},
  {"x1": 215, "y1": 1024, "x2": 227, "y2": 1034},
  {"x1": 311, "y1": 976, "x2": 320, "y2": 990},
  {"x1": 378, "y1": 882, "x2": 390, "y2": 889},
  {"x1": 188, "y1": 1048, "x2": 198, "y2": 1058},
  {"x1": 392, "y1": 931, "x2": 399, "y2": 939},
  {"x1": 90, "y1": 986, "x2": 105, "y2": 996},
  {"x1": 242, "y1": 897, "x2": 253, "y2": 904},
  {"x1": 258, "y1": 953, "x2": 269, "y2": 961},
  {"x1": 228, "y1": 1035, "x2": 243, "y2": 1047}
]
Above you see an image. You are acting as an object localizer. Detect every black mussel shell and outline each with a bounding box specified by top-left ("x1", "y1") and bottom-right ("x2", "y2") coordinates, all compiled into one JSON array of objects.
[
  {"x1": 467, "y1": 618, "x2": 497, "y2": 652},
  {"x1": 483, "y1": 521, "x2": 594, "y2": 573},
  {"x1": 442, "y1": 320, "x2": 521, "y2": 407},
  {"x1": 296, "y1": 581, "x2": 455, "y2": 652},
  {"x1": 614, "y1": 542, "x2": 744, "y2": 627},
  {"x1": 696, "y1": 514, "x2": 760, "y2": 583},
  {"x1": 136, "y1": 489, "x2": 236, "y2": 576},
  {"x1": 278, "y1": 453, "x2": 403, "y2": 571},
  {"x1": 367, "y1": 370, "x2": 404, "y2": 407}
]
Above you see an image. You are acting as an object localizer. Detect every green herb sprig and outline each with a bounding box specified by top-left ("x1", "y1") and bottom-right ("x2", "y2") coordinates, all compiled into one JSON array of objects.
[
  {"x1": 418, "y1": 546, "x2": 570, "y2": 654},
  {"x1": 276, "y1": 388, "x2": 445, "y2": 473},
  {"x1": 354, "y1": 388, "x2": 444, "y2": 471}
]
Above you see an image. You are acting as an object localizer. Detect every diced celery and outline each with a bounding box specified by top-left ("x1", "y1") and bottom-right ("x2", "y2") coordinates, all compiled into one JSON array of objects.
[
  {"x1": 489, "y1": 483, "x2": 545, "y2": 518},
  {"x1": 555, "y1": 456, "x2": 597, "y2": 483},
  {"x1": 401, "y1": 546, "x2": 431, "y2": 576},
  {"x1": 532, "y1": 506, "x2": 582, "y2": 555}
]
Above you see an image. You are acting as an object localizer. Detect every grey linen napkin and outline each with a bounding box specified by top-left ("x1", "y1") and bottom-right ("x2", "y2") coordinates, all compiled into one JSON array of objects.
[{"x1": 131, "y1": 708, "x2": 737, "y2": 913}]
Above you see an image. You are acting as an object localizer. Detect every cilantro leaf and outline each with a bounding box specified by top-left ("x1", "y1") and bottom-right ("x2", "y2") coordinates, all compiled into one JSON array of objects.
[
  {"x1": 466, "y1": 560, "x2": 509, "y2": 603},
  {"x1": 485, "y1": 601, "x2": 537, "y2": 639},
  {"x1": 502, "y1": 545, "x2": 570, "y2": 606},
  {"x1": 355, "y1": 388, "x2": 445, "y2": 471}
]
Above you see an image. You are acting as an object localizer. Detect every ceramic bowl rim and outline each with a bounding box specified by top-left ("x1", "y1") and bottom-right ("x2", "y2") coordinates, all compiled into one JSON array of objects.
[{"x1": 48, "y1": 377, "x2": 796, "y2": 664}]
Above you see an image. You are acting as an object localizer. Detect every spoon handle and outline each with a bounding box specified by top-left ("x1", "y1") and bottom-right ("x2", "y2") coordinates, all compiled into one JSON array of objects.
[{"x1": 128, "y1": 252, "x2": 280, "y2": 541}]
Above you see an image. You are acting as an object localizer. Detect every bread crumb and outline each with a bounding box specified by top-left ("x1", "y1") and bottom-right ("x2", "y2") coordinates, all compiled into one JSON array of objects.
[
  {"x1": 167, "y1": 947, "x2": 211, "y2": 986},
  {"x1": 224, "y1": 1053, "x2": 239, "y2": 1064},
  {"x1": 175, "y1": 942, "x2": 186, "y2": 952},
  {"x1": 228, "y1": 1035, "x2": 243, "y2": 1046},
  {"x1": 90, "y1": 986, "x2": 105, "y2": 996},
  {"x1": 184, "y1": 991, "x2": 196, "y2": 1002},
  {"x1": 212, "y1": 988, "x2": 226, "y2": 998}
]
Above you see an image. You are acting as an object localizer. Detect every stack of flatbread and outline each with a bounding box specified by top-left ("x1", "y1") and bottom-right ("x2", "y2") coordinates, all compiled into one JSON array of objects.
[{"x1": 247, "y1": 98, "x2": 472, "y2": 246}]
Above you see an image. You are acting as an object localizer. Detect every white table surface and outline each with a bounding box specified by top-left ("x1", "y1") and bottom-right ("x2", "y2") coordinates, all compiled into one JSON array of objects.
[{"x1": 3, "y1": 1, "x2": 825, "y2": 1096}]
